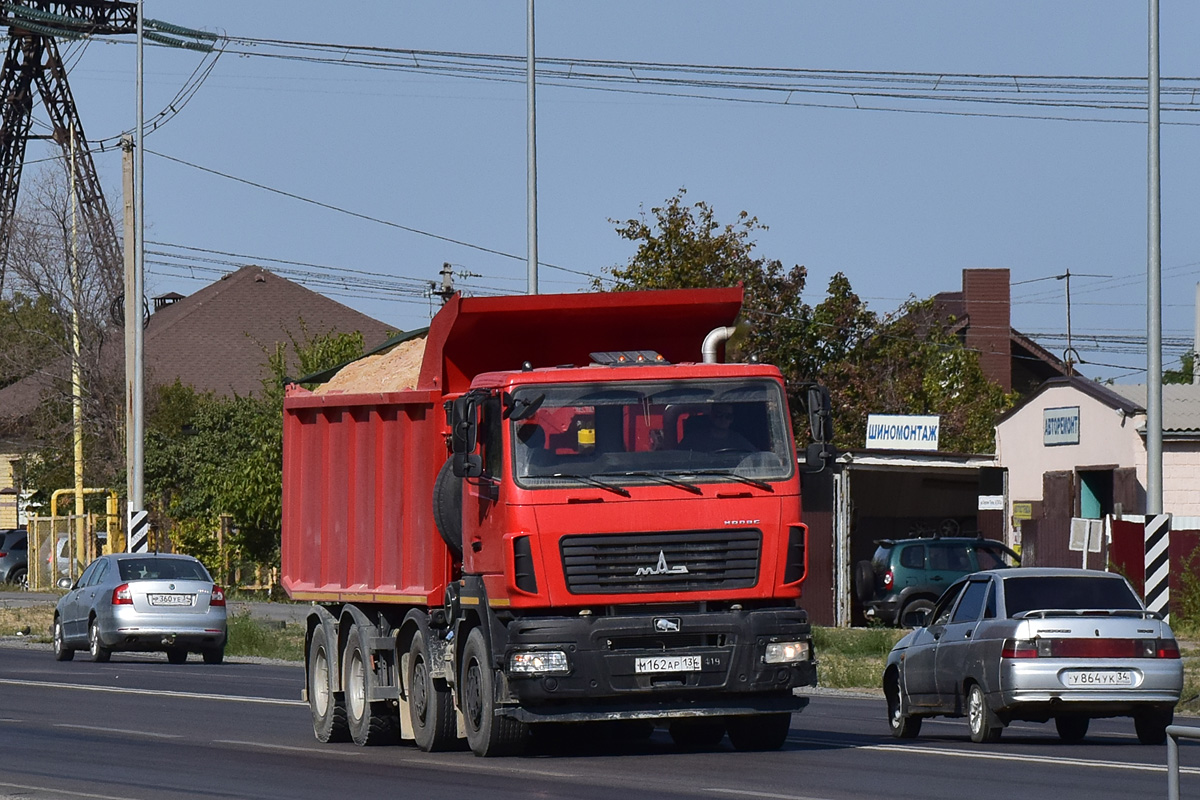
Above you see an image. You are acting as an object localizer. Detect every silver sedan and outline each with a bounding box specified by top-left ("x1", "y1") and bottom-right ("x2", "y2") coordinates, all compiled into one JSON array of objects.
[
  {"x1": 883, "y1": 567, "x2": 1182, "y2": 744},
  {"x1": 53, "y1": 553, "x2": 227, "y2": 664}
]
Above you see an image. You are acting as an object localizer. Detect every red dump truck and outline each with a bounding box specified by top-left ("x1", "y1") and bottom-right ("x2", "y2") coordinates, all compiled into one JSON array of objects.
[{"x1": 281, "y1": 286, "x2": 832, "y2": 756}]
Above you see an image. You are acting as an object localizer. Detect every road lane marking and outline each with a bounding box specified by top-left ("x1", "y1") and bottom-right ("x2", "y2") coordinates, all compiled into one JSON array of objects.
[
  {"x1": 706, "y1": 789, "x2": 837, "y2": 800},
  {"x1": 0, "y1": 677, "x2": 305, "y2": 706},
  {"x1": 54, "y1": 723, "x2": 184, "y2": 739},
  {"x1": 0, "y1": 780, "x2": 135, "y2": 800},
  {"x1": 787, "y1": 735, "x2": 1200, "y2": 775},
  {"x1": 216, "y1": 739, "x2": 361, "y2": 756}
]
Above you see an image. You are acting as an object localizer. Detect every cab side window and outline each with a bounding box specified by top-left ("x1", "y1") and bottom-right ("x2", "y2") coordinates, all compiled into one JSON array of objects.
[
  {"x1": 951, "y1": 580, "x2": 988, "y2": 623},
  {"x1": 931, "y1": 582, "x2": 966, "y2": 626}
]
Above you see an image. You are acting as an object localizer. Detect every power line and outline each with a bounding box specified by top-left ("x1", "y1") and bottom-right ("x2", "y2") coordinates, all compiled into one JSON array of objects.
[{"x1": 144, "y1": 149, "x2": 598, "y2": 280}]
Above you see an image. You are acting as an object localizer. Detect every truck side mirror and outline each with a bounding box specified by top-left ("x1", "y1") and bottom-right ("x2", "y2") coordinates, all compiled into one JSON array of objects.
[
  {"x1": 803, "y1": 385, "x2": 834, "y2": 473},
  {"x1": 806, "y1": 385, "x2": 833, "y2": 444},
  {"x1": 448, "y1": 394, "x2": 484, "y2": 478}
]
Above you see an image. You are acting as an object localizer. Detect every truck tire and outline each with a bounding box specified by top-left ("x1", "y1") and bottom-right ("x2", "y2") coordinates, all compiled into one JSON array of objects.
[
  {"x1": 308, "y1": 626, "x2": 349, "y2": 743},
  {"x1": 432, "y1": 460, "x2": 463, "y2": 557},
  {"x1": 408, "y1": 626, "x2": 458, "y2": 751},
  {"x1": 343, "y1": 623, "x2": 399, "y2": 746},
  {"x1": 461, "y1": 627, "x2": 528, "y2": 756},
  {"x1": 727, "y1": 712, "x2": 791, "y2": 751}
]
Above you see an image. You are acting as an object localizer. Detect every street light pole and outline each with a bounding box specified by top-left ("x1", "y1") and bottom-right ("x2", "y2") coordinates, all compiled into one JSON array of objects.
[
  {"x1": 1147, "y1": 0, "x2": 1163, "y2": 514},
  {"x1": 526, "y1": 0, "x2": 538, "y2": 295}
]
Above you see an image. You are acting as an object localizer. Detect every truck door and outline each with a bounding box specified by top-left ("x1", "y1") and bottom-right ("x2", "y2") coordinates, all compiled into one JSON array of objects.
[{"x1": 462, "y1": 393, "x2": 506, "y2": 575}]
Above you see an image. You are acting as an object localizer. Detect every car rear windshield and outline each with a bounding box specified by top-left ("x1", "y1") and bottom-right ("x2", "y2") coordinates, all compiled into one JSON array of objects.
[
  {"x1": 118, "y1": 558, "x2": 210, "y2": 582},
  {"x1": 1003, "y1": 575, "x2": 1142, "y2": 617}
]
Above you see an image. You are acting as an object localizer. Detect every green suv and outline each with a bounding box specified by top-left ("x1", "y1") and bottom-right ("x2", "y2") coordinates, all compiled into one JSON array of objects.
[{"x1": 855, "y1": 536, "x2": 1020, "y2": 627}]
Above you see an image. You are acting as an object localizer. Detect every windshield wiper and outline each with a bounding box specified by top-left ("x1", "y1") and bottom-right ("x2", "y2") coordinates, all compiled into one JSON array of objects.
[
  {"x1": 594, "y1": 471, "x2": 703, "y2": 495},
  {"x1": 672, "y1": 469, "x2": 774, "y2": 492},
  {"x1": 548, "y1": 473, "x2": 631, "y2": 497}
]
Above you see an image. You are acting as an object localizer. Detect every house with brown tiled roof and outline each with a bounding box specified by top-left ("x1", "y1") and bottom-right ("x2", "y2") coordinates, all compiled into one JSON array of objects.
[
  {"x1": 0, "y1": 266, "x2": 398, "y2": 511},
  {"x1": 934, "y1": 268, "x2": 1073, "y2": 395}
]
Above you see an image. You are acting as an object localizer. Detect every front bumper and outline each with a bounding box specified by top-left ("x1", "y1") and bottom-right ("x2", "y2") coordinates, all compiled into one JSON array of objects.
[{"x1": 498, "y1": 606, "x2": 816, "y2": 722}]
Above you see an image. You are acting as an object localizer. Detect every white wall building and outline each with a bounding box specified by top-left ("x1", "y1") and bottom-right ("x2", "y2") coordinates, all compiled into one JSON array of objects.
[{"x1": 996, "y1": 376, "x2": 1200, "y2": 534}]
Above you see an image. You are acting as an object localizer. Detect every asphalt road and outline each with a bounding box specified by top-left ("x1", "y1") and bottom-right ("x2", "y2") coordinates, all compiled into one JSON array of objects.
[
  {"x1": 0, "y1": 589, "x2": 313, "y2": 625},
  {"x1": 2, "y1": 643, "x2": 1200, "y2": 800}
]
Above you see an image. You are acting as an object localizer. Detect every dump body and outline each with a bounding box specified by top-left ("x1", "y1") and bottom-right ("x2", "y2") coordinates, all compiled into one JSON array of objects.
[{"x1": 281, "y1": 287, "x2": 824, "y2": 756}]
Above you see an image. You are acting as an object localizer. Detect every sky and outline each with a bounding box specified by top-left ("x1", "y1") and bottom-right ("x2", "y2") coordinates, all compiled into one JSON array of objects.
[{"x1": 11, "y1": 2, "x2": 1200, "y2": 384}]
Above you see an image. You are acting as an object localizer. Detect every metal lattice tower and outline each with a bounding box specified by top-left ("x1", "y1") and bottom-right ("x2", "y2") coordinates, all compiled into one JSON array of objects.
[{"x1": 0, "y1": 1, "x2": 136, "y2": 295}]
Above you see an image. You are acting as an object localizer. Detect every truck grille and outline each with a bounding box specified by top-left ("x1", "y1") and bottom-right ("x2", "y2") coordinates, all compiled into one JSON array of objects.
[{"x1": 560, "y1": 529, "x2": 761, "y2": 594}]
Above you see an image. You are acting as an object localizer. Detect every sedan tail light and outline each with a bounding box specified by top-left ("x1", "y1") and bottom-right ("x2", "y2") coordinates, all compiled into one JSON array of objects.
[
  {"x1": 1156, "y1": 638, "x2": 1180, "y2": 659},
  {"x1": 210, "y1": 585, "x2": 226, "y2": 607},
  {"x1": 111, "y1": 583, "x2": 133, "y2": 605},
  {"x1": 1001, "y1": 638, "x2": 1038, "y2": 658},
  {"x1": 1002, "y1": 636, "x2": 1180, "y2": 659}
]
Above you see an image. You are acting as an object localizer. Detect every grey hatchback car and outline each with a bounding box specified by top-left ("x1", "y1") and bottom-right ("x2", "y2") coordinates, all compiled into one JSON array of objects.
[
  {"x1": 883, "y1": 568, "x2": 1181, "y2": 745},
  {"x1": 53, "y1": 553, "x2": 227, "y2": 664}
]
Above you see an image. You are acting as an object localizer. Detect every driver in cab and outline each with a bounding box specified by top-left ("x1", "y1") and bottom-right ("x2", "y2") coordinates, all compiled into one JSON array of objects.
[{"x1": 679, "y1": 404, "x2": 754, "y2": 452}]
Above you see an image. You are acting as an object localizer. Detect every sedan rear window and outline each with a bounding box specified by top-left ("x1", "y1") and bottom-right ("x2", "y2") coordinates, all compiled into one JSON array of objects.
[
  {"x1": 118, "y1": 558, "x2": 210, "y2": 582},
  {"x1": 1003, "y1": 575, "x2": 1142, "y2": 617}
]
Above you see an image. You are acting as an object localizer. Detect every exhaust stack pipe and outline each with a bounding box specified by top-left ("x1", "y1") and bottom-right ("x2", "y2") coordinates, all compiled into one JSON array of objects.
[{"x1": 702, "y1": 326, "x2": 737, "y2": 364}]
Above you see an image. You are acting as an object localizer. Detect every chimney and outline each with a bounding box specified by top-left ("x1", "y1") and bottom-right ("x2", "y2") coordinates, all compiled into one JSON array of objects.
[{"x1": 963, "y1": 269, "x2": 1011, "y2": 392}]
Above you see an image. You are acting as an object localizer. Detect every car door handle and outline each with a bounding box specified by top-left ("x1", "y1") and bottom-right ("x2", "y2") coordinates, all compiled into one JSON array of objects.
[{"x1": 963, "y1": 630, "x2": 972, "y2": 639}]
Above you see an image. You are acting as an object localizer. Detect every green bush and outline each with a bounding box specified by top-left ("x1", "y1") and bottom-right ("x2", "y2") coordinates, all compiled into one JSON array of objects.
[
  {"x1": 224, "y1": 612, "x2": 304, "y2": 661},
  {"x1": 811, "y1": 626, "x2": 906, "y2": 690}
]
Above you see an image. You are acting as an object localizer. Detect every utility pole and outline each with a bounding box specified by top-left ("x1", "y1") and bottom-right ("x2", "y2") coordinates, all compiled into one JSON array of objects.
[
  {"x1": 435, "y1": 262, "x2": 455, "y2": 304},
  {"x1": 122, "y1": 135, "x2": 136, "y2": 547},
  {"x1": 128, "y1": 0, "x2": 147, "y2": 551},
  {"x1": 69, "y1": 119, "x2": 83, "y2": 571},
  {"x1": 1146, "y1": 0, "x2": 1163, "y2": 514},
  {"x1": 526, "y1": 0, "x2": 538, "y2": 295}
]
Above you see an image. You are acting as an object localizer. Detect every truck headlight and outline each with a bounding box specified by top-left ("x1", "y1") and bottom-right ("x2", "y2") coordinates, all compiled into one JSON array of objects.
[
  {"x1": 509, "y1": 649, "x2": 570, "y2": 675},
  {"x1": 764, "y1": 640, "x2": 810, "y2": 664}
]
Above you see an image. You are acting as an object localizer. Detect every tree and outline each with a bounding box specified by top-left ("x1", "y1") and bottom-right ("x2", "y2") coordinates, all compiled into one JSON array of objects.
[
  {"x1": 601, "y1": 190, "x2": 1013, "y2": 453},
  {"x1": 0, "y1": 292, "x2": 66, "y2": 391},
  {"x1": 599, "y1": 189, "x2": 816, "y2": 433},
  {"x1": 144, "y1": 328, "x2": 366, "y2": 574},
  {"x1": 1, "y1": 163, "x2": 124, "y2": 509},
  {"x1": 1165, "y1": 352, "x2": 1194, "y2": 385}
]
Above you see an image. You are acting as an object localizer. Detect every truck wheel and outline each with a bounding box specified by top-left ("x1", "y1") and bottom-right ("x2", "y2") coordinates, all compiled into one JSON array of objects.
[
  {"x1": 408, "y1": 627, "x2": 457, "y2": 751},
  {"x1": 343, "y1": 624, "x2": 399, "y2": 746},
  {"x1": 668, "y1": 718, "x2": 726, "y2": 750},
  {"x1": 727, "y1": 713, "x2": 791, "y2": 751},
  {"x1": 308, "y1": 626, "x2": 349, "y2": 743},
  {"x1": 461, "y1": 627, "x2": 528, "y2": 756},
  {"x1": 432, "y1": 460, "x2": 463, "y2": 557}
]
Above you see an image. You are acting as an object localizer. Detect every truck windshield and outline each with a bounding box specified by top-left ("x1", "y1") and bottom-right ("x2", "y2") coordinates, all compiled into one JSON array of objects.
[{"x1": 509, "y1": 378, "x2": 794, "y2": 489}]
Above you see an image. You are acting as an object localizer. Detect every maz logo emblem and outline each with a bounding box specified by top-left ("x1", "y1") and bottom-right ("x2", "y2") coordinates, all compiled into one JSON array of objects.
[
  {"x1": 654, "y1": 617, "x2": 681, "y2": 633},
  {"x1": 636, "y1": 550, "x2": 689, "y2": 576}
]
